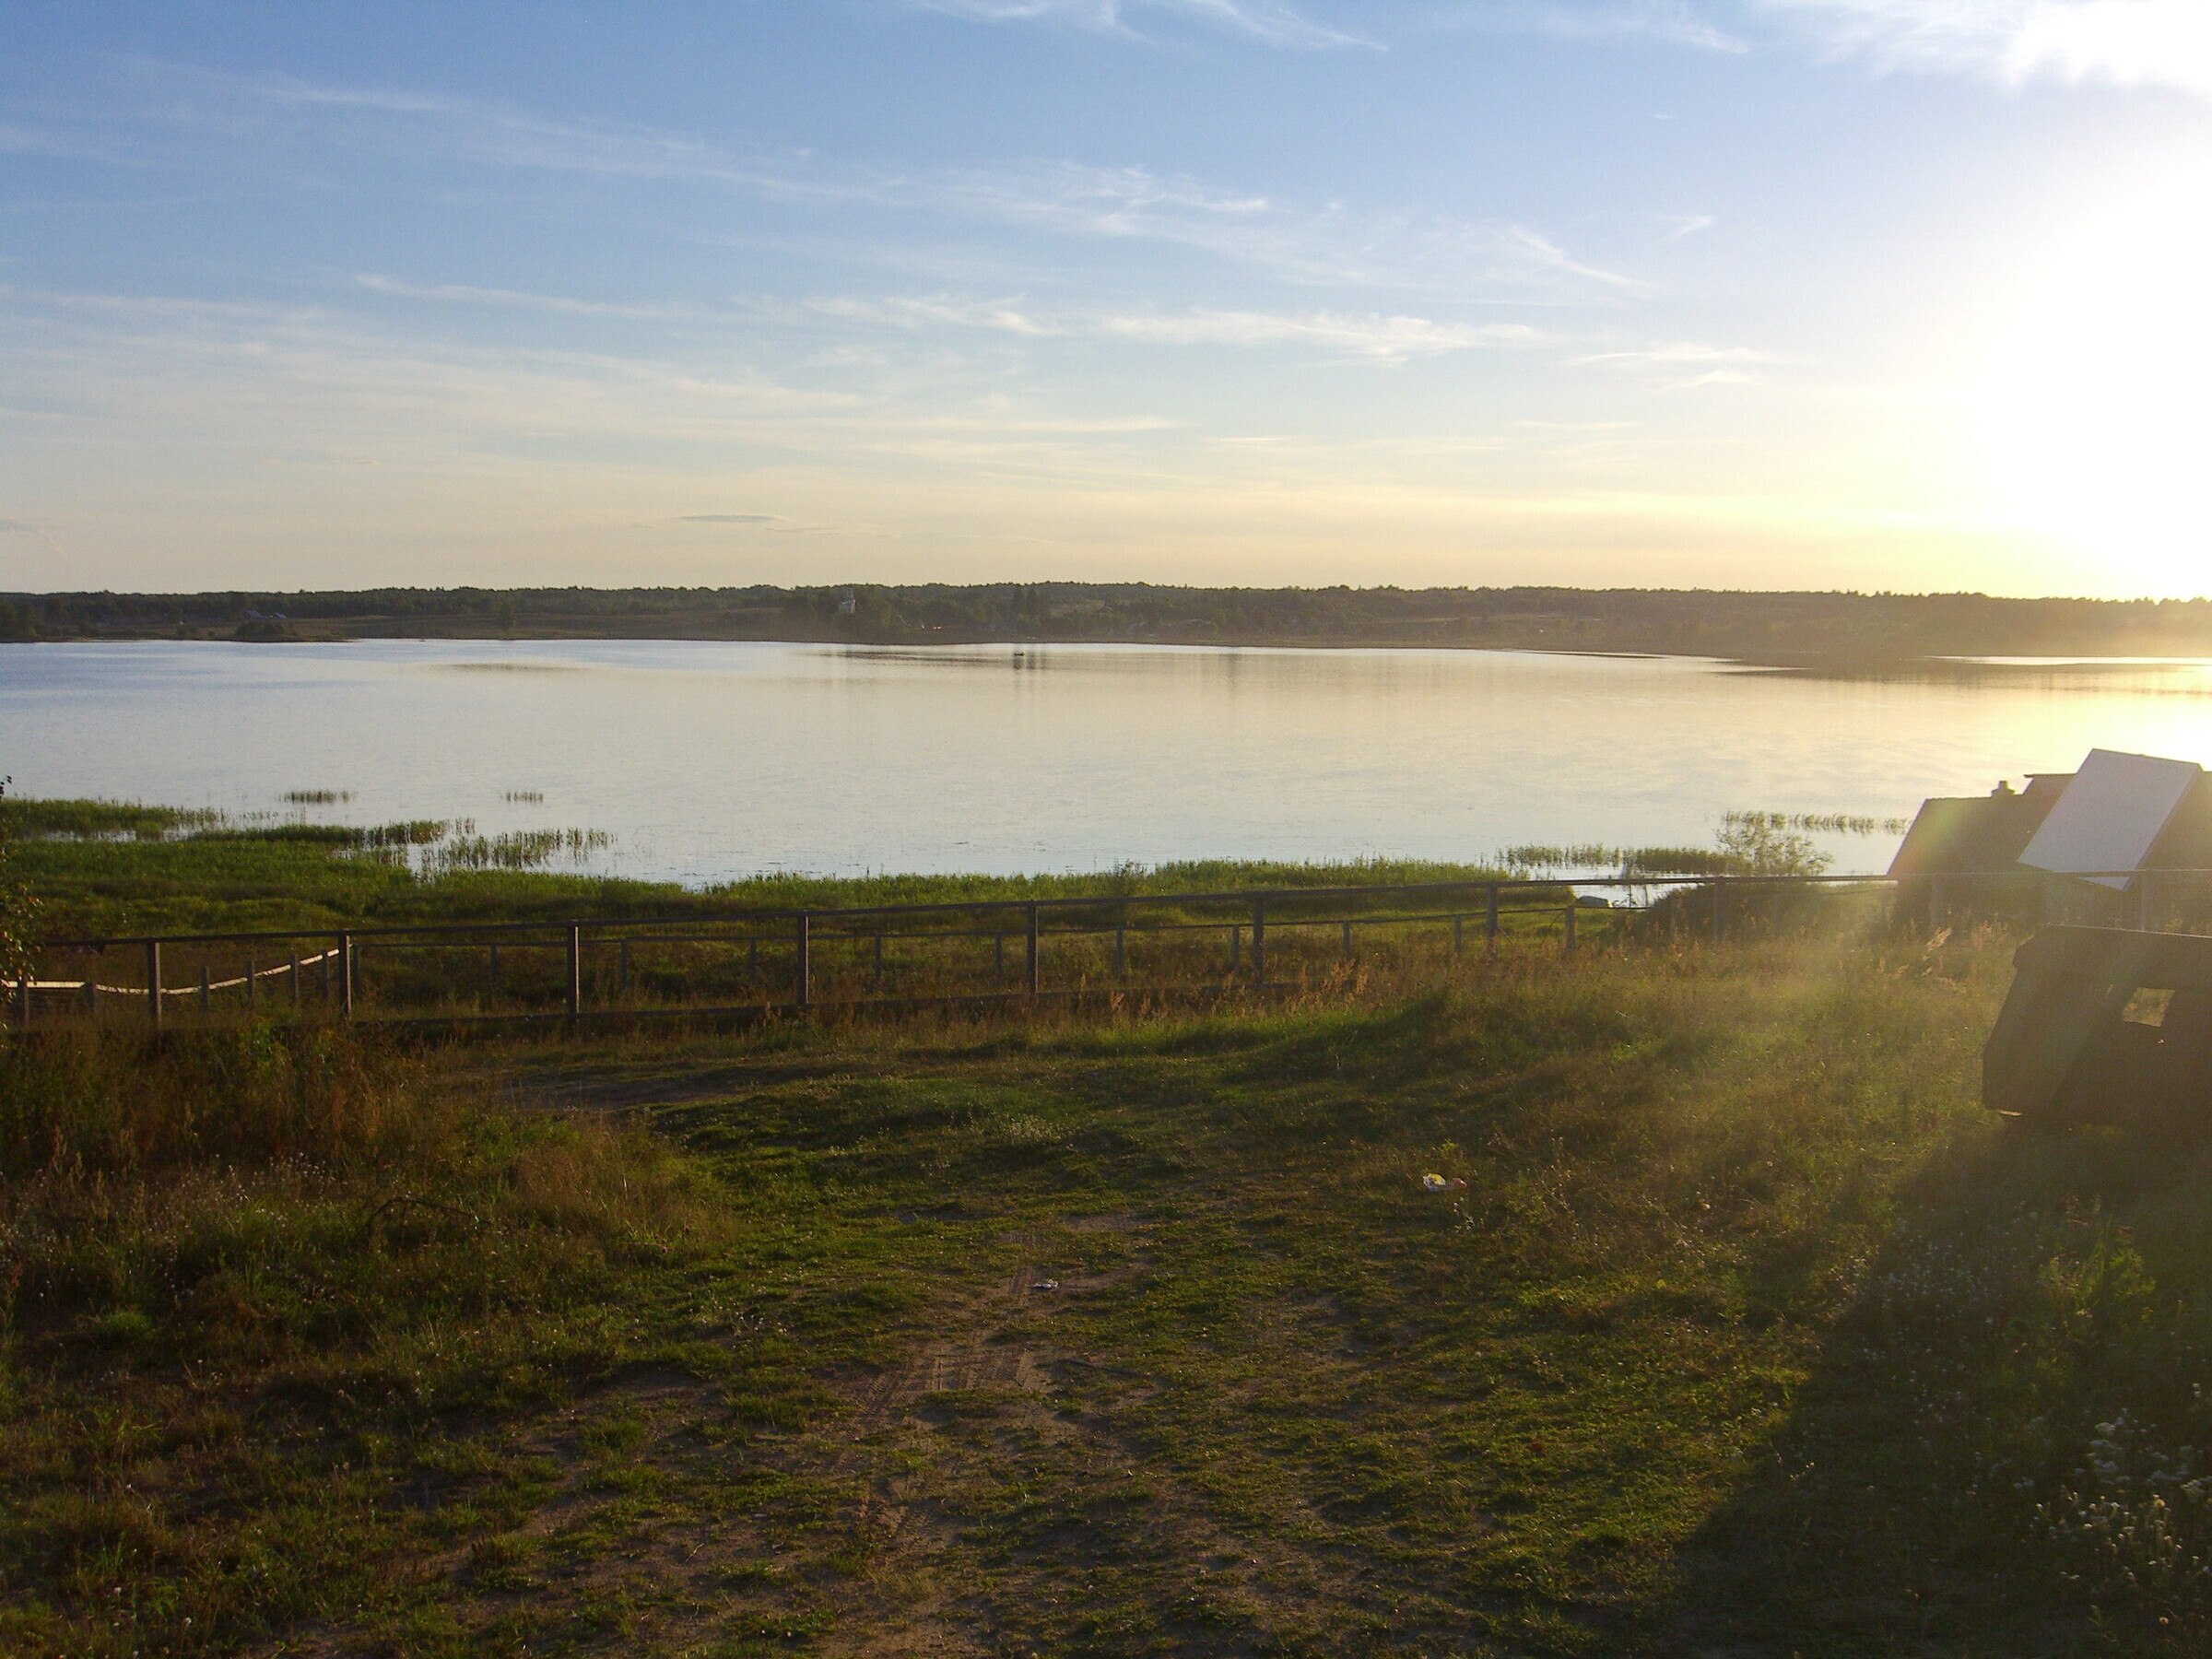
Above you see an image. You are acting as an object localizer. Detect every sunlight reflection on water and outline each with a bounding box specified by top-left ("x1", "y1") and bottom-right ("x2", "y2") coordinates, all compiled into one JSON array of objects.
[{"x1": 8, "y1": 640, "x2": 2210, "y2": 885}]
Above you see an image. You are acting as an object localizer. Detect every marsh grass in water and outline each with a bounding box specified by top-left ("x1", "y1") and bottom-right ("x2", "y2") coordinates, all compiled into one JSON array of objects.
[
  {"x1": 7, "y1": 796, "x2": 1549, "y2": 941},
  {"x1": 424, "y1": 827, "x2": 612, "y2": 875},
  {"x1": 1723, "y1": 807, "x2": 1913, "y2": 837},
  {"x1": 5, "y1": 801, "x2": 648, "y2": 936},
  {"x1": 0, "y1": 799, "x2": 226, "y2": 842},
  {"x1": 1498, "y1": 841, "x2": 1748, "y2": 877}
]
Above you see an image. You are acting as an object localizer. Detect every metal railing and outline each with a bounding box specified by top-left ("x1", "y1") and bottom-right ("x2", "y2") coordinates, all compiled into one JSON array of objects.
[{"x1": 13, "y1": 867, "x2": 2210, "y2": 1032}]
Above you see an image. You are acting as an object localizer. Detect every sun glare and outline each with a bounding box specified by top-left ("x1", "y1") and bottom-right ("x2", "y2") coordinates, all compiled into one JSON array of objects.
[{"x1": 1981, "y1": 164, "x2": 2212, "y2": 597}]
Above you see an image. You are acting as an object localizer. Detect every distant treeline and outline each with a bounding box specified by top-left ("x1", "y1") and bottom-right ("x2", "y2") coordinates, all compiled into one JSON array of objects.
[{"x1": 7, "y1": 582, "x2": 2212, "y2": 663}]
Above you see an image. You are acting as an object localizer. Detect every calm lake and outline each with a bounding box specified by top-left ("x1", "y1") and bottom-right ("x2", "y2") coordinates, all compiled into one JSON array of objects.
[{"x1": 8, "y1": 640, "x2": 2211, "y2": 885}]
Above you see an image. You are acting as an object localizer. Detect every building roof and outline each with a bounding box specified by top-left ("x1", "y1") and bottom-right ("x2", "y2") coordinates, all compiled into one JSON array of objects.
[
  {"x1": 2020, "y1": 749, "x2": 2206, "y2": 891},
  {"x1": 1888, "y1": 787, "x2": 2060, "y2": 877},
  {"x1": 1889, "y1": 749, "x2": 2212, "y2": 887}
]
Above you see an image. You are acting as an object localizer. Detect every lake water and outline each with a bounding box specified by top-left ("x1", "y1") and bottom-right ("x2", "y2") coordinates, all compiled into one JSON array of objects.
[{"x1": 7, "y1": 640, "x2": 2212, "y2": 885}]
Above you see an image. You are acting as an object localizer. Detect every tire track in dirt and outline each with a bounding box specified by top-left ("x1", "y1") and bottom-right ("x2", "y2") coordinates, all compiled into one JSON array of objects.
[{"x1": 816, "y1": 1229, "x2": 1064, "y2": 1656}]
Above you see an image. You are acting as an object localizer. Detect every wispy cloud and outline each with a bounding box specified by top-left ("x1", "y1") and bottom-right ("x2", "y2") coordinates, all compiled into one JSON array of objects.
[
  {"x1": 337, "y1": 276, "x2": 1556, "y2": 363},
  {"x1": 1094, "y1": 308, "x2": 1546, "y2": 357},
  {"x1": 921, "y1": 160, "x2": 1642, "y2": 291},
  {"x1": 146, "y1": 67, "x2": 844, "y2": 198},
  {"x1": 3, "y1": 287, "x2": 1185, "y2": 480},
  {"x1": 1422, "y1": 2, "x2": 1748, "y2": 53},
  {"x1": 355, "y1": 274, "x2": 710, "y2": 322},
  {"x1": 1571, "y1": 341, "x2": 1779, "y2": 366},
  {"x1": 671, "y1": 512, "x2": 836, "y2": 535},
  {"x1": 803, "y1": 294, "x2": 1060, "y2": 335},
  {"x1": 1571, "y1": 340, "x2": 1783, "y2": 386},
  {"x1": 1756, "y1": 0, "x2": 2212, "y2": 96},
  {"x1": 135, "y1": 71, "x2": 1634, "y2": 297},
  {"x1": 802, "y1": 292, "x2": 1551, "y2": 359},
  {"x1": 905, "y1": 0, "x2": 1375, "y2": 50}
]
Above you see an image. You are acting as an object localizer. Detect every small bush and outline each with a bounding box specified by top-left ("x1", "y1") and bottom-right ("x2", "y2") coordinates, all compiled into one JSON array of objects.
[{"x1": 0, "y1": 779, "x2": 40, "y2": 1020}]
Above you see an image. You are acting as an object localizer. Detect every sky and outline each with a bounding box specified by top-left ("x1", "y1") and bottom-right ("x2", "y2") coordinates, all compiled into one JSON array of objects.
[{"x1": 3, "y1": 1, "x2": 2209, "y2": 599}]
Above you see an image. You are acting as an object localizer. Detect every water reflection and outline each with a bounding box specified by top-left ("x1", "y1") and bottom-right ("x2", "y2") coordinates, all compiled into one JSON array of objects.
[{"x1": 6, "y1": 640, "x2": 2208, "y2": 885}]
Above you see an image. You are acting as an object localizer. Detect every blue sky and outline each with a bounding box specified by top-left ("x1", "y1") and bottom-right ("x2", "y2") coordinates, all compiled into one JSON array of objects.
[{"x1": 4, "y1": 1, "x2": 2208, "y2": 596}]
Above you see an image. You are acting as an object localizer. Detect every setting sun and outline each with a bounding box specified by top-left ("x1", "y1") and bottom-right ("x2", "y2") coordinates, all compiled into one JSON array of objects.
[{"x1": 1983, "y1": 161, "x2": 2212, "y2": 594}]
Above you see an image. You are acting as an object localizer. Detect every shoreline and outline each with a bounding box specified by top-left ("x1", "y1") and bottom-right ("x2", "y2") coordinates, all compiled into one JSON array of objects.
[{"x1": 12, "y1": 629, "x2": 2212, "y2": 680}]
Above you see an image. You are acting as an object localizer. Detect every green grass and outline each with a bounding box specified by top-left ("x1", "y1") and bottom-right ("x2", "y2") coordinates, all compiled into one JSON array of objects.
[
  {"x1": 0, "y1": 799, "x2": 224, "y2": 841},
  {"x1": 0, "y1": 1022, "x2": 770, "y2": 1655},
  {"x1": 14, "y1": 796, "x2": 1636, "y2": 1032},
  {"x1": 9, "y1": 926, "x2": 2212, "y2": 1653},
  {"x1": 8, "y1": 794, "x2": 1538, "y2": 939}
]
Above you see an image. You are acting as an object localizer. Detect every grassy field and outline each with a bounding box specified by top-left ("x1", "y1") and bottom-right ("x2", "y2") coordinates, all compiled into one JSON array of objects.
[{"x1": 7, "y1": 919, "x2": 2212, "y2": 1656}]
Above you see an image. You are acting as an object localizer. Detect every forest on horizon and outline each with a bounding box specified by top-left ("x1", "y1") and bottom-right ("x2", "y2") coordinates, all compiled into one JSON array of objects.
[{"x1": 8, "y1": 582, "x2": 2212, "y2": 665}]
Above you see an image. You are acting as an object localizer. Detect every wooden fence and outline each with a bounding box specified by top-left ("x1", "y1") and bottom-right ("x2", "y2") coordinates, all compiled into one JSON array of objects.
[{"x1": 14, "y1": 868, "x2": 2210, "y2": 1033}]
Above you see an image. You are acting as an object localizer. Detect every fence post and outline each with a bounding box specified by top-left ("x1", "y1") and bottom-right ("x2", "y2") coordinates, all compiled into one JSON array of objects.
[
  {"x1": 2139, "y1": 875, "x2": 2154, "y2": 932},
  {"x1": 1929, "y1": 877, "x2": 1946, "y2": 934},
  {"x1": 994, "y1": 933, "x2": 1005, "y2": 982},
  {"x1": 619, "y1": 936, "x2": 631, "y2": 1000},
  {"x1": 14, "y1": 973, "x2": 28, "y2": 1029},
  {"x1": 54, "y1": 870, "x2": 1976, "y2": 1038}
]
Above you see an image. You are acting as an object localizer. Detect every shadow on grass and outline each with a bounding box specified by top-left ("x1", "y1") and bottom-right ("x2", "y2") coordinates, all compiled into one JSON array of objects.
[{"x1": 1659, "y1": 1112, "x2": 2212, "y2": 1657}]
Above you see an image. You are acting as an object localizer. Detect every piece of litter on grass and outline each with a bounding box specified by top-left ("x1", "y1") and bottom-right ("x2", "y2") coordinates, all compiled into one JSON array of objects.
[
  {"x1": 1031, "y1": 1278, "x2": 1059, "y2": 1291},
  {"x1": 1421, "y1": 1173, "x2": 1467, "y2": 1192}
]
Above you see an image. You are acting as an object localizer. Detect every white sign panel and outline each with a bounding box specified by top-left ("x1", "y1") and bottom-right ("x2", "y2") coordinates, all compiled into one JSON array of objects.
[{"x1": 2019, "y1": 748, "x2": 2202, "y2": 889}]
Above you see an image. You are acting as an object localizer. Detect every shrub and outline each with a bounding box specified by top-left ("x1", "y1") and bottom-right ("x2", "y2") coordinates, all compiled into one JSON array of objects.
[{"x1": 0, "y1": 778, "x2": 40, "y2": 1023}]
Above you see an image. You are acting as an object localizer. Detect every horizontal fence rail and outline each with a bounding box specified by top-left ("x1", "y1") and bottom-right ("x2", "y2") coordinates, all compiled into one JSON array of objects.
[{"x1": 15, "y1": 868, "x2": 2212, "y2": 1034}]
